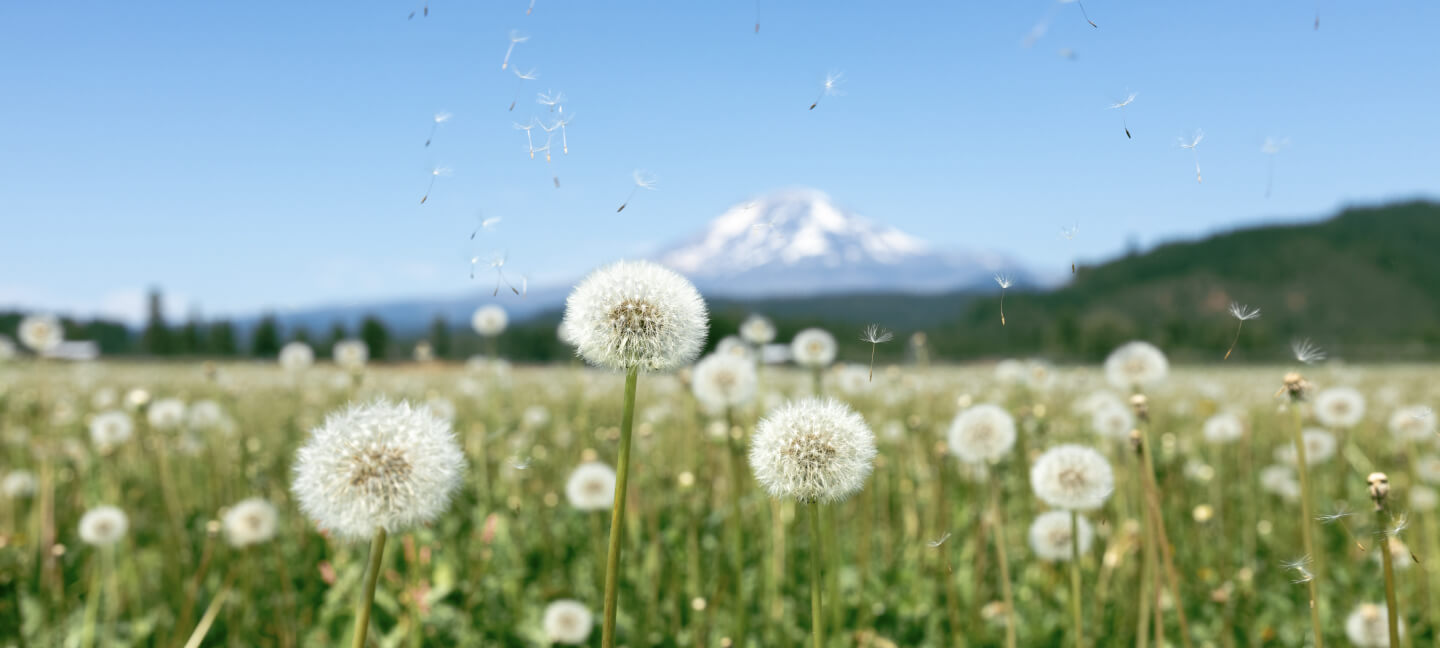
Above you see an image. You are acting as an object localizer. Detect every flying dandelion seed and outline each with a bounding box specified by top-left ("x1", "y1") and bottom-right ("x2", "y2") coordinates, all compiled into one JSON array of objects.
[
  {"x1": 535, "y1": 133, "x2": 553, "y2": 164},
  {"x1": 754, "y1": 0, "x2": 761, "y2": 33},
  {"x1": 1060, "y1": 0, "x2": 1098, "y2": 27},
  {"x1": 470, "y1": 216, "x2": 502, "y2": 240},
  {"x1": 510, "y1": 456, "x2": 532, "y2": 470},
  {"x1": 526, "y1": 0, "x2": 535, "y2": 15},
  {"x1": 515, "y1": 120, "x2": 537, "y2": 158},
  {"x1": 1109, "y1": 92, "x2": 1136, "y2": 139},
  {"x1": 537, "y1": 90, "x2": 565, "y2": 113},
  {"x1": 408, "y1": 2, "x2": 428, "y2": 19},
  {"x1": 928, "y1": 532, "x2": 951, "y2": 548},
  {"x1": 859, "y1": 324, "x2": 894, "y2": 381},
  {"x1": 994, "y1": 272, "x2": 1013, "y2": 326},
  {"x1": 540, "y1": 117, "x2": 571, "y2": 156},
  {"x1": 501, "y1": 30, "x2": 528, "y2": 70},
  {"x1": 809, "y1": 71, "x2": 843, "y2": 110},
  {"x1": 1317, "y1": 505, "x2": 1352, "y2": 524},
  {"x1": 1223, "y1": 302, "x2": 1261, "y2": 360},
  {"x1": 1061, "y1": 223, "x2": 1079, "y2": 273},
  {"x1": 1262, "y1": 137, "x2": 1289, "y2": 198},
  {"x1": 617, "y1": 169, "x2": 658, "y2": 213},
  {"x1": 424, "y1": 111, "x2": 451, "y2": 147},
  {"x1": 1180, "y1": 130, "x2": 1204, "y2": 183},
  {"x1": 1291, "y1": 338, "x2": 1326, "y2": 365},
  {"x1": 508, "y1": 67, "x2": 538, "y2": 111},
  {"x1": 420, "y1": 166, "x2": 451, "y2": 205},
  {"x1": 486, "y1": 252, "x2": 522, "y2": 296}
]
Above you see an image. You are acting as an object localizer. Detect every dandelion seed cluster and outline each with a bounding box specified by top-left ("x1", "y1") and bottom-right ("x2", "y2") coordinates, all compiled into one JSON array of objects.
[
  {"x1": 1345, "y1": 602, "x2": 1402, "y2": 647},
  {"x1": 333, "y1": 339, "x2": 369, "y2": 371},
  {"x1": 564, "y1": 462, "x2": 616, "y2": 511},
  {"x1": 472, "y1": 305, "x2": 509, "y2": 337},
  {"x1": 89, "y1": 410, "x2": 134, "y2": 449},
  {"x1": 291, "y1": 399, "x2": 465, "y2": 541},
  {"x1": 749, "y1": 397, "x2": 876, "y2": 504},
  {"x1": 1387, "y1": 405, "x2": 1434, "y2": 440},
  {"x1": 1202, "y1": 412, "x2": 1244, "y2": 444},
  {"x1": 1103, "y1": 341, "x2": 1169, "y2": 391},
  {"x1": 223, "y1": 497, "x2": 279, "y2": 548},
  {"x1": 739, "y1": 314, "x2": 776, "y2": 345},
  {"x1": 1030, "y1": 444, "x2": 1114, "y2": 511},
  {"x1": 1314, "y1": 386, "x2": 1366, "y2": 428},
  {"x1": 2, "y1": 471, "x2": 37, "y2": 498},
  {"x1": 947, "y1": 404, "x2": 1017, "y2": 464},
  {"x1": 691, "y1": 352, "x2": 758, "y2": 412},
  {"x1": 1028, "y1": 510, "x2": 1093, "y2": 562},
  {"x1": 18, "y1": 313, "x2": 63, "y2": 353},
  {"x1": 279, "y1": 341, "x2": 314, "y2": 371},
  {"x1": 1274, "y1": 428, "x2": 1337, "y2": 466},
  {"x1": 146, "y1": 398, "x2": 187, "y2": 430},
  {"x1": 1089, "y1": 401, "x2": 1134, "y2": 441},
  {"x1": 790, "y1": 328, "x2": 837, "y2": 368},
  {"x1": 78, "y1": 506, "x2": 129, "y2": 547},
  {"x1": 542, "y1": 599, "x2": 594, "y2": 644},
  {"x1": 562, "y1": 260, "x2": 708, "y2": 372}
]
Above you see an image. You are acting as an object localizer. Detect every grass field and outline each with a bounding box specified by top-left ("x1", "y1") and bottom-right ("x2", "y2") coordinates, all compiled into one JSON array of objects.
[{"x1": 1, "y1": 358, "x2": 1437, "y2": 646}]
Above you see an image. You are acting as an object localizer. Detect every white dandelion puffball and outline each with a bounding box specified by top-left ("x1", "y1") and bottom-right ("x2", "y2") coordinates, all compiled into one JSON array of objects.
[
  {"x1": 740, "y1": 314, "x2": 777, "y2": 345},
  {"x1": 89, "y1": 410, "x2": 134, "y2": 449},
  {"x1": 749, "y1": 397, "x2": 877, "y2": 504},
  {"x1": 542, "y1": 599, "x2": 595, "y2": 645},
  {"x1": 147, "y1": 398, "x2": 187, "y2": 430},
  {"x1": 1314, "y1": 386, "x2": 1365, "y2": 428},
  {"x1": 223, "y1": 497, "x2": 279, "y2": 548},
  {"x1": 995, "y1": 359, "x2": 1026, "y2": 384},
  {"x1": 187, "y1": 399, "x2": 225, "y2": 430},
  {"x1": 471, "y1": 305, "x2": 509, "y2": 337},
  {"x1": 790, "y1": 328, "x2": 837, "y2": 369},
  {"x1": 0, "y1": 335, "x2": 15, "y2": 361},
  {"x1": 1090, "y1": 401, "x2": 1134, "y2": 441},
  {"x1": 18, "y1": 314, "x2": 64, "y2": 353},
  {"x1": 1104, "y1": 341, "x2": 1169, "y2": 391},
  {"x1": 1275, "y1": 428, "x2": 1338, "y2": 466},
  {"x1": 1030, "y1": 444, "x2": 1115, "y2": 511},
  {"x1": 333, "y1": 339, "x2": 369, "y2": 371},
  {"x1": 1388, "y1": 405, "x2": 1435, "y2": 441},
  {"x1": 947, "y1": 404, "x2": 1017, "y2": 464},
  {"x1": 556, "y1": 320, "x2": 580, "y2": 347},
  {"x1": 291, "y1": 399, "x2": 466, "y2": 541},
  {"x1": 1258, "y1": 464, "x2": 1301, "y2": 500},
  {"x1": 78, "y1": 506, "x2": 129, "y2": 547},
  {"x1": 716, "y1": 335, "x2": 754, "y2": 361},
  {"x1": 561, "y1": 260, "x2": 708, "y2": 372},
  {"x1": 564, "y1": 462, "x2": 617, "y2": 511},
  {"x1": 1028, "y1": 510, "x2": 1094, "y2": 562},
  {"x1": 1345, "y1": 602, "x2": 1402, "y2": 647},
  {"x1": 279, "y1": 342, "x2": 314, "y2": 370},
  {"x1": 691, "y1": 352, "x2": 758, "y2": 412},
  {"x1": 1202, "y1": 413, "x2": 1245, "y2": 444},
  {"x1": 2, "y1": 470, "x2": 37, "y2": 498}
]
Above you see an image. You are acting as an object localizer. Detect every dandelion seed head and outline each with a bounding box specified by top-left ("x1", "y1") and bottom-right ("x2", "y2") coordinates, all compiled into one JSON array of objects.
[
  {"x1": 1090, "y1": 401, "x2": 1135, "y2": 441},
  {"x1": 291, "y1": 399, "x2": 465, "y2": 541},
  {"x1": 564, "y1": 462, "x2": 616, "y2": 511},
  {"x1": 78, "y1": 506, "x2": 129, "y2": 547},
  {"x1": 1346, "y1": 602, "x2": 1403, "y2": 647},
  {"x1": 333, "y1": 339, "x2": 369, "y2": 371},
  {"x1": 1103, "y1": 341, "x2": 1169, "y2": 390},
  {"x1": 562, "y1": 260, "x2": 707, "y2": 372},
  {"x1": 632, "y1": 169, "x2": 658, "y2": 190},
  {"x1": 790, "y1": 328, "x2": 837, "y2": 368},
  {"x1": 691, "y1": 352, "x2": 758, "y2": 412},
  {"x1": 432, "y1": 112, "x2": 452, "y2": 124},
  {"x1": 948, "y1": 404, "x2": 1017, "y2": 464},
  {"x1": 223, "y1": 497, "x2": 279, "y2": 548},
  {"x1": 1060, "y1": 223, "x2": 1080, "y2": 240},
  {"x1": 1388, "y1": 405, "x2": 1436, "y2": 441},
  {"x1": 89, "y1": 410, "x2": 134, "y2": 450},
  {"x1": 1314, "y1": 387, "x2": 1366, "y2": 428},
  {"x1": 1275, "y1": 428, "x2": 1338, "y2": 466},
  {"x1": 928, "y1": 532, "x2": 952, "y2": 548},
  {"x1": 542, "y1": 599, "x2": 594, "y2": 644},
  {"x1": 18, "y1": 314, "x2": 63, "y2": 353},
  {"x1": 1260, "y1": 465, "x2": 1301, "y2": 501},
  {"x1": 1180, "y1": 131, "x2": 1204, "y2": 149},
  {"x1": 821, "y1": 71, "x2": 844, "y2": 93},
  {"x1": 471, "y1": 305, "x2": 509, "y2": 337},
  {"x1": 993, "y1": 273, "x2": 1013, "y2": 289},
  {"x1": 147, "y1": 397, "x2": 187, "y2": 430},
  {"x1": 279, "y1": 342, "x2": 315, "y2": 371},
  {"x1": 1030, "y1": 444, "x2": 1115, "y2": 511},
  {"x1": 1228, "y1": 302, "x2": 1261, "y2": 321},
  {"x1": 1109, "y1": 92, "x2": 1137, "y2": 109},
  {"x1": 512, "y1": 67, "x2": 538, "y2": 81},
  {"x1": 740, "y1": 314, "x2": 776, "y2": 345},
  {"x1": 1028, "y1": 510, "x2": 1093, "y2": 562},
  {"x1": 1202, "y1": 412, "x2": 1244, "y2": 444},
  {"x1": 2, "y1": 470, "x2": 37, "y2": 498},
  {"x1": 749, "y1": 397, "x2": 876, "y2": 504}
]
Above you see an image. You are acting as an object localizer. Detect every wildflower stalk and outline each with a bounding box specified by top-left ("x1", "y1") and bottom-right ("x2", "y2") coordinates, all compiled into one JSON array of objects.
[
  {"x1": 183, "y1": 578, "x2": 235, "y2": 648},
  {"x1": 1070, "y1": 511, "x2": 1084, "y2": 648},
  {"x1": 601, "y1": 366, "x2": 640, "y2": 648},
  {"x1": 1133, "y1": 399, "x2": 1194, "y2": 648},
  {"x1": 990, "y1": 479, "x2": 1018, "y2": 648},
  {"x1": 725, "y1": 407, "x2": 750, "y2": 647},
  {"x1": 1289, "y1": 403, "x2": 1324, "y2": 648},
  {"x1": 80, "y1": 553, "x2": 102, "y2": 648},
  {"x1": 807, "y1": 502, "x2": 825, "y2": 648},
  {"x1": 1369, "y1": 473, "x2": 1400, "y2": 648},
  {"x1": 352, "y1": 527, "x2": 388, "y2": 648}
]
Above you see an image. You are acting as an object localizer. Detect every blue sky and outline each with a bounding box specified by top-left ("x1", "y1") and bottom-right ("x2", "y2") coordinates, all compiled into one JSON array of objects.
[{"x1": 2, "y1": 1, "x2": 1436, "y2": 323}]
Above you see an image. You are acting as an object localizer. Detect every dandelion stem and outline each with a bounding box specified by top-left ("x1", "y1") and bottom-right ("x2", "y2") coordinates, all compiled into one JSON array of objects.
[
  {"x1": 1376, "y1": 503, "x2": 1401, "y2": 647},
  {"x1": 184, "y1": 584, "x2": 233, "y2": 648},
  {"x1": 80, "y1": 553, "x2": 102, "y2": 648},
  {"x1": 990, "y1": 480, "x2": 1018, "y2": 648},
  {"x1": 1289, "y1": 404, "x2": 1325, "y2": 648},
  {"x1": 807, "y1": 501, "x2": 825, "y2": 648},
  {"x1": 352, "y1": 527, "x2": 388, "y2": 648},
  {"x1": 725, "y1": 407, "x2": 750, "y2": 647},
  {"x1": 1136, "y1": 417, "x2": 1195, "y2": 648},
  {"x1": 1070, "y1": 510, "x2": 1084, "y2": 648},
  {"x1": 868, "y1": 343, "x2": 877, "y2": 381},
  {"x1": 601, "y1": 366, "x2": 640, "y2": 648},
  {"x1": 1224, "y1": 321, "x2": 1243, "y2": 360},
  {"x1": 1000, "y1": 290, "x2": 1006, "y2": 326}
]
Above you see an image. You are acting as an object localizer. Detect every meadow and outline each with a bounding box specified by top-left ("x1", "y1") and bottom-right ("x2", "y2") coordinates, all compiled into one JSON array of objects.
[{"x1": 1, "y1": 349, "x2": 1436, "y2": 647}]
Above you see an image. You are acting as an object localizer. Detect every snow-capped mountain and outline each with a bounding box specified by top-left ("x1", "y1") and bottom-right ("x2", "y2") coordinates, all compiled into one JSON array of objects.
[{"x1": 657, "y1": 188, "x2": 1021, "y2": 296}]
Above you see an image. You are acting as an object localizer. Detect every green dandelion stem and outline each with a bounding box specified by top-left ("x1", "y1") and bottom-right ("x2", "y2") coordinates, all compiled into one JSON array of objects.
[
  {"x1": 1289, "y1": 404, "x2": 1325, "y2": 648},
  {"x1": 807, "y1": 501, "x2": 825, "y2": 648},
  {"x1": 601, "y1": 366, "x2": 639, "y2": 648},
  {"x1": 352, "y1": 527, "x2": 388, "y2": 648}
]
